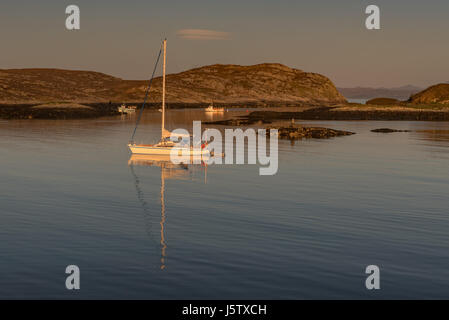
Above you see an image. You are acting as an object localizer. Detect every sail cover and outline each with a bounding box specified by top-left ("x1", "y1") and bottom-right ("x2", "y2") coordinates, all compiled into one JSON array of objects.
[
  {"x1": 162, "y1": 128, "x2": 172, "y2": 139},
  {"x1": 162, "y1": 128, "x2": 190, "y2": 139}
]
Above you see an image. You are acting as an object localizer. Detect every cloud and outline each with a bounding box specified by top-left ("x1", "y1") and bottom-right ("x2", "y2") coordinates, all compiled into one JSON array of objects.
[{"x1": 176, "y1": 29, "x2": 231, "y2": 40}]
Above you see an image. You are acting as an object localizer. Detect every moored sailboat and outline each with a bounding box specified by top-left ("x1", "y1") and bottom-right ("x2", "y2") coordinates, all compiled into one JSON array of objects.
[{"x1": 128, "y1": 39, "x2": 210, "y2": 156}]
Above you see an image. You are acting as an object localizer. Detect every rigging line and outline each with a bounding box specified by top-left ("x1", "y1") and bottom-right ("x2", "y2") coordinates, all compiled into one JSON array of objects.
[{"x1": 130, "y1": 45, "x2": 163, "y2": 142}]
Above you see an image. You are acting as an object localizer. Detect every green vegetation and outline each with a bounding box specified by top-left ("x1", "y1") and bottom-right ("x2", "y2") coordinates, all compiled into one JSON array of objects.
[
  {"x1": 366, "y1": 97, "x2": 401, "y2": 105},
  {"x1": 343, "y1": 102, "x2": 449, "y2": 111}
]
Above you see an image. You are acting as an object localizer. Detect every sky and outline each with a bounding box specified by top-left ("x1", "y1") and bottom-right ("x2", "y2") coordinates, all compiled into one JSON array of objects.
[{"x1": 0, "y1": 0, "x2": 448, "y2": 87}]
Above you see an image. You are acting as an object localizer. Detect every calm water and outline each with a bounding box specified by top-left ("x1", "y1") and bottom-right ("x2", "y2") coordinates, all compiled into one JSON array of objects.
[{"x1": 0, "y1": 109, "x2": 448, "y2": 299}]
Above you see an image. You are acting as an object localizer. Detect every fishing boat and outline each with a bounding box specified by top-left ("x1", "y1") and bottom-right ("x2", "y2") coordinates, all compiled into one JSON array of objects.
[
  {"x1": 118, "y1": 104, "x2": 136, "y2": 114},
  {"x1": 128, "y1": 39, "x2": 210, "y2": 156},
  {"x1": 205, "y1": 103, "x2": 225, "y2": 113}
]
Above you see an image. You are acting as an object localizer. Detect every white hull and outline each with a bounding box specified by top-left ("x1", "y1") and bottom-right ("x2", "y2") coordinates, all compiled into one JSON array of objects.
[
  {"x1": 128, "y1": 144, "x2": 210, "y2": 156},
  {"x1": 118, "y1": 105, "x2": 136, "y2": 114},
  {"x1": 205, "y1": 104, "x2": 225, "y2": 112},
  {"x1": 119, "y1": 109, "x2": 136, "y2": 114},
  {"x1": 205, "y1": 108, "x2": 225, "y2": 113}
]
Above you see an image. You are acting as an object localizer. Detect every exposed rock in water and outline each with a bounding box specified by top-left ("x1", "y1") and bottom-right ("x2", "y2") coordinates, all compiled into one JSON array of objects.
[
  {"x1": 268, "y1": 125, "x2": 355, "y2": 140},
  {"x1": 371, "y1": 128, "x2": 411, "y2": 133}
]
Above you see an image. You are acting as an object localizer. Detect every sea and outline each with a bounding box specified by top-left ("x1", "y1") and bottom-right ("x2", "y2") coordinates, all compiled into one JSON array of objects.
[{"x1": 0, "y1": 109, "x2": 448, "y2": 299}]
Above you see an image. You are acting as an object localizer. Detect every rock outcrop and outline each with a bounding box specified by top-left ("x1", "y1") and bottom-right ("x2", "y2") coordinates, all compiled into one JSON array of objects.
[
  {"x1": 371, "y1": 128, "x2": 411, "y2": 133},
  {"x1": 409, "y1": 84, "x2": 449, "y2": 105},
  {"x1": 269, "y1": 125, "x2": 355, "y2": 140}
]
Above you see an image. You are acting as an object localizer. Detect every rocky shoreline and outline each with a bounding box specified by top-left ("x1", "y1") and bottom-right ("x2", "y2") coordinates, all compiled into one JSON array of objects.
[
  {"x1": 0, "y1": 103, "x2": 119, "y2": 119},
  {"x1": 0, "y1": 101, "x2": 292, "y2": 120},
  {"x1": 295, "y1": 107, "x2": 449, "y2": 121},
  {"x1": 204, "y1": 106, "x2": 449, "y2": 125},
  {"x1": 0, "y1": 102, "x2": 212, "y2": 120},
  {"x1": 3, "y1": 103, "x2": 449, "y2": 121}
]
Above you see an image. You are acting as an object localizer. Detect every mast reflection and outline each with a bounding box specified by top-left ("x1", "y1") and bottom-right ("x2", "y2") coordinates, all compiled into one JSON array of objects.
[{"x1": 128, "y1": 154, "x2": 208, "y2": 270}]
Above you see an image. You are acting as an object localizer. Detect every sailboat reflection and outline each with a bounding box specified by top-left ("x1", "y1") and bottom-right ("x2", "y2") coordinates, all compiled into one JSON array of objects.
[{"x1": 128, "y1": 154, "x2": 208, "y2": 270}]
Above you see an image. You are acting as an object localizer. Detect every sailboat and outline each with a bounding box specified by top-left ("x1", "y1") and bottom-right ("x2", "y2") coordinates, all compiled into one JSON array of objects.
[{"x1": 128, "y1": 39, "x2": 210, "y2": 156}]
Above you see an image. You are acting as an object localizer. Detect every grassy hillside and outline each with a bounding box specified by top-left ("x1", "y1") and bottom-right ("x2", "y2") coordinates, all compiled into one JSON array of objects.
[{"x1": 0, "y1": 64, "x2": 346, "y2": 105}]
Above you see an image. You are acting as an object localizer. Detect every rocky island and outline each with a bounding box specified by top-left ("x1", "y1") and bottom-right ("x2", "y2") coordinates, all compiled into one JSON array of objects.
[
  {"x1": 2, "y1": 65, "x2": 449, "y2": 121},
  {"x1": 0, "y1": 63, "x2": 346, "y2": 119},
  {"x1": 205, "y1": 83, "x2": 449, "y2": 125},
  {"x1": 269, "y1": 125, "x2": 355, "y2": 140}
]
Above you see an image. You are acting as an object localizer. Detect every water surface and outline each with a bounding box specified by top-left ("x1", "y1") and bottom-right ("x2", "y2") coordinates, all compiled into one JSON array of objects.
[{"x1": 0, "y1": 109, "x2": 448, "y2": 299}]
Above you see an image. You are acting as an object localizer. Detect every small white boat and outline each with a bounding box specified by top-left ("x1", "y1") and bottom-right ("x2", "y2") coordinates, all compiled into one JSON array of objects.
[
  {"x1": 128, "y1": 39, "x2": 210, "y2": 156},
  {"x1": 118, "y1": 104, "x2": 136, "y2": 114},
  {"x1": 205, "y1": 103, "x2": 225, "y2": 112}
]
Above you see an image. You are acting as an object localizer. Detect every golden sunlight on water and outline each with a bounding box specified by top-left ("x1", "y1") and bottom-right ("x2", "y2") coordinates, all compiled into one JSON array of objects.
[
  {"x1": 128, "y1": 154, "x2": 209, "y2": 271},
  {"x1": 1, "y1": 110, "x2": 449, "y2": 299}
]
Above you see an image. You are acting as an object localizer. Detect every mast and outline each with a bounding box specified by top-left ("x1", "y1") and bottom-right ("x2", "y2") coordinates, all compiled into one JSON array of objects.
[{"x1": 161, "y1": 39, "x2": 167, "y2": 140}]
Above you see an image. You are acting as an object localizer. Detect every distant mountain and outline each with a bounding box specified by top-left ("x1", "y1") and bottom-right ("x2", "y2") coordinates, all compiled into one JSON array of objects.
[
  {"x1": 409, "y1": 84, "x2": 449, "y2": 105},
  {"x1": 0, "y1": 64, "x2": 346, "y2": 105},
  {"x1": 338, "y1": 85, "x2": 423, "y2": 100}
]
